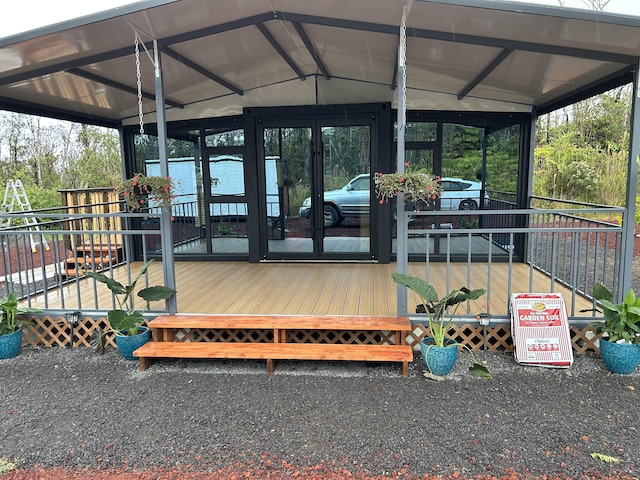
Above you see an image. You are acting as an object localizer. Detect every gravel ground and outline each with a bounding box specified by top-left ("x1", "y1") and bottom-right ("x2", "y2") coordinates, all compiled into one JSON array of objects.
[{"x1": 0, "y1": 347, "x2": 639, "y2": 479}]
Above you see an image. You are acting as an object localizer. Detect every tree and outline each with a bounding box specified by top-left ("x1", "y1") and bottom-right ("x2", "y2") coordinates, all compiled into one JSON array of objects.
[{"x1": 69, "y1": 125, "x2": 122, "y2": 188}]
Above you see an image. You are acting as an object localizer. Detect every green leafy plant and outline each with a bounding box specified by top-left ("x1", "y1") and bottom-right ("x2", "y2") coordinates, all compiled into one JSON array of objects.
[
  {"x1": 87, "y1": 260, "x2": 176, "y2": 353},
  {"x1": 0, "y1": 293, "x2": 41, "y2": 336},
  {"x1": 374, "y1": 171, "x2": 443, "y2": 206},
  {"x1": 459, "y1": 217, "x2": 479, "y2": 229},
  {"x1": 392, "y1": 273, "x2": 486, "y2": 347},
  {"x1": 591, "y1": 283, "x2": 640, "y2": 344},
  {"x1": 391, "y1": 273, "x2": 490, "y2": 378},
  {"x1": 116, "y1": 173, "x2": 177, "y2": 214}
]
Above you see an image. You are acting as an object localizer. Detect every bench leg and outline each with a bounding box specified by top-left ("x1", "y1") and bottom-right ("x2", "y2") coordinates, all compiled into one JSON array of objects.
[
  {"x1": 402, "y1": 361, "x2": 408, "y2": 378},
  {"x1": 139, "y1": 357, "x2": 153, "y2": 372},
  {"x1": 266, "y1": 359, "x2": 277, "y2": 374}
]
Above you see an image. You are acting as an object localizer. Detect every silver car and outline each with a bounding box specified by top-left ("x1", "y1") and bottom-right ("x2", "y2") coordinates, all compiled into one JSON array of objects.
[{"x1": 299, "y1": 174, "x2": 486, "y2": 228}]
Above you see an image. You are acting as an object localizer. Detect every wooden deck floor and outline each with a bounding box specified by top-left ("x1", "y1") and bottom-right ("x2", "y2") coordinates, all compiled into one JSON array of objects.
[{"x1": 34, "y1": 261, "x2": 592, "y2": 318}]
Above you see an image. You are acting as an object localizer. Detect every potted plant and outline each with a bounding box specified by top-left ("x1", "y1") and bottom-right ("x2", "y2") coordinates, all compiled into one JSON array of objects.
[
  {"x1": 0, "y1": 293, "x2": 42, "y2": 359},
  {"x1": 116, "y1": 173, "x2": 177, "y2": 214},
  {"x1": 391, "y1": 273, "x2": 489, "y2": 378},
  {"x1": 87, "y1": 260, "x2": 176, "y2": 360},
  {"x1": 374, "y1": 171, "x2": 443, "y2": 206},
  {"x1": 591, "y1": 283, "x2": 640, "y2": 374}
]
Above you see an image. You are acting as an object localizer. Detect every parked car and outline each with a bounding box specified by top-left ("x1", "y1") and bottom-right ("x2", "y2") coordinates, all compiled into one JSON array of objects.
[
  {"x1": 299, "y1": 174, "x2": 487, "y2": 228},
  {"x1": 438, "y1": 177, "x2": 486, "y2": 211}
]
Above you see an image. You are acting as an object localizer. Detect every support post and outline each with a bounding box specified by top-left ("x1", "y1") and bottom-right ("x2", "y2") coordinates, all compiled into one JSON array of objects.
[
  {"x1": 153, "y1": 42, "x2": 177, "y2": 314},
  {"x1": 396, "y1": 6, "x2": 409, "y2": 316},
  {"x1": 620, "y1": 65, "x2": 640, "y2": 298}
]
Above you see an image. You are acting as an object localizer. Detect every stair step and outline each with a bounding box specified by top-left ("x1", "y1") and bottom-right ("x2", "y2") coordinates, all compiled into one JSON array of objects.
[{"x1": 65, "y1": 256, "x2": 114, "y2": 266}]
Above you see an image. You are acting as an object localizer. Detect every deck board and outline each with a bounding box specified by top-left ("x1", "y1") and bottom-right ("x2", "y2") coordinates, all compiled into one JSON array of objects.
[{"x1": 31, "y1": 261, "x2": 592, "y2": 318}]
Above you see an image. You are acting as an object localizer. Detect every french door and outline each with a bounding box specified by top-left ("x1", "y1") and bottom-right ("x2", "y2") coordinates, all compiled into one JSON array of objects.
[{"x1": 259, "y1": 117, "x2": 374, "y2": 260}]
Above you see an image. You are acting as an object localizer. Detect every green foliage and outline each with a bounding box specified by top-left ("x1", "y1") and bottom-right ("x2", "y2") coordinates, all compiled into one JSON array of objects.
[
  {"x1": 534, "y1": 140, "x2": 605, "y2": 203},
  {"x1": 374, "y1": 172, "x2": 443, "y2": 205},
  {"x1": 288, "y1": 184, "x2": 310, "y2": 217},
  {"x1": 391, "y1": 273, "x2": 486, "y2": 347},
  {"x1": 392, "y1": 273, "x2": 490, "y2": 378},
  {"x1": 117, "y1": 174, "x2": 176, "y2": 213},
  {"x1": 87, "y1": 260, "x2": 176, "y2": 348},
  {"x1": 591, "y1": 283, "x2": 640, "y2": 344},
  {"x1": 23, "y1": 185, "x2": 61, "y2": 209},
  {"x1": 0, "y1": 292, "x2": 42, "y2": 336},
  {"x1": 534, "y1": 87, "x2": 633, "y2": 206},
  {"x1": 72, "y1": 126, "x2": 122, "y2": 188},
  {"x1": 486, "y1": 125, "x2": 520, "y2": 194},
  {"x1": 133, "y1": 134, "x2": 196, "y2": 167},
  {"x1": 442, "y1": 124, "x2": 483, "y2": 181}
]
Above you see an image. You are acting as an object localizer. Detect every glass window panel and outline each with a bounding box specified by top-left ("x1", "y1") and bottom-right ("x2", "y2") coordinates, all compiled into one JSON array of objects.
[
  {"x1": 205, "y1": 128, "x2": 245, "y2": 147},
  {"x1": 394, "y1": 122, "x2": 438, "y2": 142}
]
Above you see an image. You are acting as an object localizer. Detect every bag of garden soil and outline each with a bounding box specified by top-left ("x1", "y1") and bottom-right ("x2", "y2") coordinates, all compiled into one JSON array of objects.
[{"x1": 510, "y1": 293, "x2": 573, "y2": 368}]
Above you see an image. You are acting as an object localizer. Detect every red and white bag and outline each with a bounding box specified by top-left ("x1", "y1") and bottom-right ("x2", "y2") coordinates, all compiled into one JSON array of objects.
[{"x1": 510, "y1": 293, "x2": 574, "y2": 368}]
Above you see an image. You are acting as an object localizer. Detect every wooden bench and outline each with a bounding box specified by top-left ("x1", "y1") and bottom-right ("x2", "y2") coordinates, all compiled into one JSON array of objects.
[{"x1": 133, "y1": 314, "x2": 413, "y2": 377}]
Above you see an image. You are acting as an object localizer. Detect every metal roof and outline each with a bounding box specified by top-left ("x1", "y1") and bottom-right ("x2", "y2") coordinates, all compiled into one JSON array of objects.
[{"x1": 1, "y1": 0, "x2": 639, "y2": 128}]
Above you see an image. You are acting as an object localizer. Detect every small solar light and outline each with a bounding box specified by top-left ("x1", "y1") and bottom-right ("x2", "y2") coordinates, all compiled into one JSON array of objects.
[
  {"x1": 476, "y1": 313, "x2": 491, "y2": 351},
  {"x1": 65, "y1": 311, "x2": 81, "y2": 348}
]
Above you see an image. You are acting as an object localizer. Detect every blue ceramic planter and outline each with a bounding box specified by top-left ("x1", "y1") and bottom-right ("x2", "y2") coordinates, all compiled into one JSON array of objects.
[
  {"x1": 115, "y1": 327, "x2": 150, "y2": 361},
  {"x1": 420, "y1": 336, "x2": 459, "y2": 376},
  {"x1": 0, "y1": 328, "x2": 23, "y2": 359},
  {"x1": 599, "y1": 338, "x2": 640, "y2": 375}
]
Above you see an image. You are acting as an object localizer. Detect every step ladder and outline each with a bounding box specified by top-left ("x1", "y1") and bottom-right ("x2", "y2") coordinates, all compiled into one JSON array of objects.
[{"x1": 1, "y1": 179, "x2": 49, "y2": 252}]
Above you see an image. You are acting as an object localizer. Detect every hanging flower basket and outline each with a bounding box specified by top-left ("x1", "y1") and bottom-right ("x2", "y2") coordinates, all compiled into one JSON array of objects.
[
  {"x1": 116, "y1": 173, "x2": 176, "y2": 214},
  {"x1": 374, "y1": 171, "x2": 443, "y2": 206}
]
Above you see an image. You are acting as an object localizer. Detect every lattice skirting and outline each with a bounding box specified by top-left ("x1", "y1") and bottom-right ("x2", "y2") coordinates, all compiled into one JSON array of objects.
[
  {"x1": 20, "y1": 314, "x2": 602, "y2": 354},
  {"x1": 408, "y1": 323, "x2": 600, "y2": 354}
]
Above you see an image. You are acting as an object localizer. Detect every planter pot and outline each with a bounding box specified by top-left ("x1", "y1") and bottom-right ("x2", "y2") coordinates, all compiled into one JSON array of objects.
[
  {"x1": 599, "y1": 337, "x2": 640, "y2": 374},
  {"x1": 0, "y1": 328, "x2": 23, "y2": 359},
  {"x1": 115, "y1": 326, "x2": 150, "y2": 361},
  {"x1": 420, "y1": 336, "x2": 458, "y2": 376}
]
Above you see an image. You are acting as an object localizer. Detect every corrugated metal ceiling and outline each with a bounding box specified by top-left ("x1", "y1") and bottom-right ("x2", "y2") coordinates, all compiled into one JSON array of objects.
[{"x1": 0, "y1": 0, "x2": 639, "y2": 127}]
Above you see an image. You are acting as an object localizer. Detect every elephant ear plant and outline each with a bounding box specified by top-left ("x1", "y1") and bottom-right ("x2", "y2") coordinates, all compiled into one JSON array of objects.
[
  {"x1": 87, "y1": 260, "x2": 176, "y2": 354},
  {"x1": 392, "y1": 273, "x2": 490, "y2": 378},
  {"x1": 0, "y1": 292, "x2": 41, "y2": 335}
]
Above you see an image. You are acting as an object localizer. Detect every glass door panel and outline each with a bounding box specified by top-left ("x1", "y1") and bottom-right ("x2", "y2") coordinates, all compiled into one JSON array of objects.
[
  {"x1": 206, "y1": 153, "x2": 248, "y2": 254},
  {"x1": 263, "y1": 127, "x2": 314, "y2": 255},
  {"x1": 321, "y1": 125, "x2": 370, "y2": 254}
]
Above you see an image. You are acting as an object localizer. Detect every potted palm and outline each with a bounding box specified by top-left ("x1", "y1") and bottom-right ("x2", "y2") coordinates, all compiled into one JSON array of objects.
[
  {"x1": 0, "y1": 293, "x2": 42, "y2": 359},
  {"x1": 591, "y1": 283, "x2": 640, "y2": 374},
  {"x1": 87, "y1": 260, "x2": 176, "y2": 360},
  {"x1": 392, "y1": 273, "x2": 489, "y2": 378}
]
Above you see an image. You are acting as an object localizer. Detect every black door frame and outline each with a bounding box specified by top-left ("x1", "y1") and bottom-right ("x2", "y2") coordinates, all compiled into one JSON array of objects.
[{"x1": 244, "y1": 103, "x2": 392, "y2": 262}]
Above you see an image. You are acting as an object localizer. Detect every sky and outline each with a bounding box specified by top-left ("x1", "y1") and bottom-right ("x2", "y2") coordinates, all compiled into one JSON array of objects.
[{"x1": 1, "y1": 0, "x2": 640, "y2": 39}]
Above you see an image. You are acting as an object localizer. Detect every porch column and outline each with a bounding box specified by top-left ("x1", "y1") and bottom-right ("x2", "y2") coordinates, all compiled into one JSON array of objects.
[
  {"x1": 620, "y1": 66, "x2": 640, "y2": 297},
  {"x1": 396, "y1": 5, "x2": 409, "y2": 316},
  {"x1": 153, "y1": 42, "x2": 177, "y2": 313}
]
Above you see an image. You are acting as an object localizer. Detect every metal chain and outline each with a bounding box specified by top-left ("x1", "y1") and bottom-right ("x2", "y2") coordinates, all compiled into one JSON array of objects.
[
  {"x1": 134, "y1": 34, "x2": 144, "y2": 135},
  {"x1": 400, "y1": 6, "x2": 408, "y2": 170},
  {"x1": 401, "y1": 11, "x2": 407, "y2": 124}
]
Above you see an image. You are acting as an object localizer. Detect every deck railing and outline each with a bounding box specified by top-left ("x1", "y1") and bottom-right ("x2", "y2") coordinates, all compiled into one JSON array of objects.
[
  {"x1": 397, "y1": 199, "x2": 625, "y2": 324},
  {"x1": 0, "y1": 206, "x2": 177, "y2": 314},
  {"x1": 1, "y1": 194, "x2": 626, "y2": 325}
]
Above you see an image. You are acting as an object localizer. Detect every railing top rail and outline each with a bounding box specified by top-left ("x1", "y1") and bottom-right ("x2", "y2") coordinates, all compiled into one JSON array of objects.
[
  {"x1": 529, "y1": 195, "x2": 620, "y2": 209},
  {"x1": 408, "y1": 206, "x2": 625, "y2": 216},
  {"x1": 404, "y1": 226, "x2": 622, "y2": 235}
]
